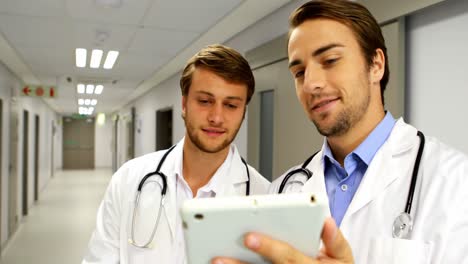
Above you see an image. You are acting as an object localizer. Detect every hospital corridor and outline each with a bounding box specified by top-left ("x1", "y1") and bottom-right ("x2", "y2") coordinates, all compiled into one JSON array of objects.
[
  {"x1": 1, "y1": 0, "x2": 468, "y2": 263},
  {"x1": 0, "y1": 170, "x2": 111, "y2": 264}
]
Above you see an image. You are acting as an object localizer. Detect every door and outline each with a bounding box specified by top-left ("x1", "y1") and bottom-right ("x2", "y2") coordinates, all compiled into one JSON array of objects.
[
  {"x1": 127, "y1": 107, "x2": 135, "y2": 159},
  {"x1": 126, "y1": 110, "x2": 135, "y2": 160},
  {"x1": 34, "y1": 115, "x2": 39, "y2": 201},
  {"x1": 0, "y1": 99, "x2": 3, "y2": 240},
  {"x1": 51, "y1": 120, "x2": 55, "y2": 178},
  {"x1": 22, "y1": 110, "x2": 29, "y2": 216},
  {"x1": 112, "y1": 116, "x2": 119, "y2": 172},
  {"x1": 63, "y1": 117, "x2": 95, "y2": 169},
  {"x1": 259, "y1": 91, "x2": 274, "y2": 181},
  {"x1": 156, "y1": 108, "x2": 173, "y2": 151},
  {"x1": 9, "y1": 98, "x2": 19, "y2": 235}
]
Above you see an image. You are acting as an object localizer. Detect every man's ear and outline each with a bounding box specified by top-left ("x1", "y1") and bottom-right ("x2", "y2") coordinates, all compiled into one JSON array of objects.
[
  {"x1": 181, "y1": 95, "x2": 187, "y2": 118},
  {"x1": 370, "y1": 48, "x2": 385, "y2": 85}
]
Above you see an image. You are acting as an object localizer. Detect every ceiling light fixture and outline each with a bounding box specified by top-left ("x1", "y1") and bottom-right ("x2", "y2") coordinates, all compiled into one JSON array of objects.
[
  {"x1": 75, "y1": 48, "x2": 87, "y2": 67},
  {"x1": 79, "y1": 107, "x2": 86, "y2": 115},
  {"x1": 86, "y1": 84, "x2": 95, "y2": 94},
  {"x1": 95, "y1": 85, "x2": 104, "y2": 94},
  {"x1": 78, "y1": 99, "x2": 84, "y2": 105},
  {"x1": 90, "y1": 49, "x2": 103, "y2": 68},
  {"x1": 91, "y1": 99, "x2": 98, "y2": 106},
  {"x1": 85, "y1": 99, "x2": 91, "y2": 105},
  {"x1": 77, "y1": 84, "x2": 85, "y2": 94},
  {"x1": 103, "y1": 50, "x2": 119, "y2": 69}
]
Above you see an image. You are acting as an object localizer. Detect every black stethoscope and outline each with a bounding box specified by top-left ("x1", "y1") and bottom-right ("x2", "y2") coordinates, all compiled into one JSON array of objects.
[
  {"x1": 278, "y1": 131, "x2": 425, "y2": 239},
  {"x1": 128, "y1": 144, "x2": 251, "y2": 248}
]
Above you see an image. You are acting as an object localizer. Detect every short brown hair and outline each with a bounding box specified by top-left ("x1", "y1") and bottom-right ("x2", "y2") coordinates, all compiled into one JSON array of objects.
[
  {"x1": 180, "y1": 44, "x2": 255, "y2": 104},
  {"x1": 288, "y1": 0, "x2": 389, "y2": 105}
]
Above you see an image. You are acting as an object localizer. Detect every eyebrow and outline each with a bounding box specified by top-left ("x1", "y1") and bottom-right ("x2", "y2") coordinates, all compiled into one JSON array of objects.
[
  {"x1": 195, "y1": 91, "x2": 244, "y2": 101},
  {"x1": 288, "y1": 43, "x2": 345, "y2": 68}
]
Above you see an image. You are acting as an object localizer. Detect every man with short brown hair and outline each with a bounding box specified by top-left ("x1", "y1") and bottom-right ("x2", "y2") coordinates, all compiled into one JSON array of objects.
[{"x1": 83, "y1": 44, "x2": 269, "y2": 264}]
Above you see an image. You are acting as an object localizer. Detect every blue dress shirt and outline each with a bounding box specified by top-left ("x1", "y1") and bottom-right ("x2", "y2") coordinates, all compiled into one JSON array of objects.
[{"x1": 323, "y1": 112, "x2": 396, "y2": 226}]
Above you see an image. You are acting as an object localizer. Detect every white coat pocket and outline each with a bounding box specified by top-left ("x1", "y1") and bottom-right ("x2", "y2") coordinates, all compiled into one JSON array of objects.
[{"x1": 367, "y1": 237, "x2": 433, "y2": 264}]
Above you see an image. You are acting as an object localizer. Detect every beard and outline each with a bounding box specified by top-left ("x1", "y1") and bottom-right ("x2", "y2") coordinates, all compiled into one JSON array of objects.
[
  {"x1": 183, "y1": 113, "x2": 242, "y2": 154},
  {"x1": 312, "y1": 81, "x2": 371, "y2": 137}
]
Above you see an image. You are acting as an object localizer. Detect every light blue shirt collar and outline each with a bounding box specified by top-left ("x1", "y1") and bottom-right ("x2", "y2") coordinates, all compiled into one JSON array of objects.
[{"x1": 323, "y1": 111, "x2": 396, "y2": 167}]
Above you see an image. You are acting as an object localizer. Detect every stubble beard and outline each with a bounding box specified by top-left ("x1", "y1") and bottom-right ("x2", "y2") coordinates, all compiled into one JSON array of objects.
[
  {"x1": 313, "y1": 84, "x2": 371, "y2": 137},
  {"x1": 184, "y1": 114, "x2": 242, "y2": 154}
]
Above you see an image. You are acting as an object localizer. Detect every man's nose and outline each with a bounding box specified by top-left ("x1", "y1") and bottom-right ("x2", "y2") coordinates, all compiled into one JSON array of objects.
[
  {"x1": 207, "y1": 103, "x2": 224, "y2": 125},
  {"x1": 303, "y1": 66, "x2": 325, "y2": 94}
]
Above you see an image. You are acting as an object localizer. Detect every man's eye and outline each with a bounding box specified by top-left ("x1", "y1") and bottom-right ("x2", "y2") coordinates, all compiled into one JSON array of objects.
[
  {"x1": 225, "y1": 103, "x2": 238, "y2": 109},
  {"x1": 198, "y1": 99, "x2": 210, "y2": 105},
  {"x1": 324, "y1": 58, "x2": 338, "y2": 66},
  {"x1": 294, "y1": 70, "x2": 304, "y2": 78}
]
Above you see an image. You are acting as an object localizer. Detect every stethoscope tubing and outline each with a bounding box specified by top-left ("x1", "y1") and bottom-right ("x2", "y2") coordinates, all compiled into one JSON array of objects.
[
  {"x1": 278, "y1": 151, "x2": 317, "y2": 194},
  {"x1": 279, "y1": 131, "x2": 425, "y2": 238},
  {"x1": 405, "y1": 131, "x2": 425, "y2": 215},
  {"x1": 130, "y1": 144, "x2": 251, "y2": 248},
  {"x1": 129, "y1": 144, "x2": 176, "y2": 248}
]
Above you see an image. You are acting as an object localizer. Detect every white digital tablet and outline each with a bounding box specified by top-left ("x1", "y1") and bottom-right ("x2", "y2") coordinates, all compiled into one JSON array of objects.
[{"x1": 181, "y1": 192, "x2": 327, "y2": 264}]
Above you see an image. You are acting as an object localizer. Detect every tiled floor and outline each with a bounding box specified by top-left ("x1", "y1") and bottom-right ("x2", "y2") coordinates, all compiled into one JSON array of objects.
[{"x1": 0, "y1": 169, "x2": 112, "y2": 264}]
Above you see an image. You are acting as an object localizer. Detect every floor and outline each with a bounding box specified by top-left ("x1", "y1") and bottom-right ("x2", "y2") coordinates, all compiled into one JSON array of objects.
[{"x1": 0, "y1": 169, "x2": 112, "y2": 264}]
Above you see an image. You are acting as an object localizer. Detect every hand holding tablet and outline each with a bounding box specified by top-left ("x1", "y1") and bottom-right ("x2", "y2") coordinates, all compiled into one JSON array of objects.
[{"x1": 181, "y1": 193, "x2": 327, "y2": 264}]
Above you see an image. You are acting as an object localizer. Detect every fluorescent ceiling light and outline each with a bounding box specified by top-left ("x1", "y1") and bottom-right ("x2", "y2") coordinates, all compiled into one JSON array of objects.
[
  {"x1": 86, "y1": 84, "x2": 94, "y2": 94},
  {"x1": 91, "y1": 99, "x2": 97, "y2": 106},
  {"x1": 79, "y1": 107, "x2": 86, "y2": 115},
  {"x1": 95, "y1": 85, "x2": 104, "y2": 94},
  {"x1": 77, "y1": 84, "x2": 85, "y2": 94},
  {"x1": 78, "y1": 99, "x2": 84, "y2": 105},
  {"x1": 90, "y1": 49, "x2": 103, "y2": 68},
  {"x1": 85, "y1": 99, "x2": 91, "y2": 105},
  {"x1": 75, "y1": 48, "x2": 87, "y2": 67},
  {"x1": 88, "y1": 107, "x2": 95, "y2": 115},
  {"x1": 103, "y1": 50, "x2": 119, "y2": 69}
]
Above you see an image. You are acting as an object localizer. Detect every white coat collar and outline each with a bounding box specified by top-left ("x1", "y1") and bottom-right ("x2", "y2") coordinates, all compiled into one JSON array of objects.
[
  {"x1": 301, "y1": 143, "x2": 332, "y2": 218},
  {"x1": 157, "y1": 138, "x2": 250, "y2": 239},
  {"x1": 158, "y1": 139, "x2": 183, "y2": 242},
  {"x1": 300, "y1": 119, "x2": 419, "y2": 224},
  {"x1": 167, "y1": 137, "x2": 248, "y2": 194},
  {"x1": 341, "y1": 118, "x2": 419, "y2": 224},
  {"x1": 214, "y1": 144, "x2": 250, "y2": 196}
]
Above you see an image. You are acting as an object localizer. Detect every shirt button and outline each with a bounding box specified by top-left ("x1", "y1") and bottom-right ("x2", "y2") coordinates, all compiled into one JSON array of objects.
[{"x1": 341, "y1": 184, "x2": 348, "y2": 191}]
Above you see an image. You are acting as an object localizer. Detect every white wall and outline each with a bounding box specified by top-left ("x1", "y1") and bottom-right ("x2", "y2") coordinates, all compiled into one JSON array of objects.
[
  {"x1": 17, "y1": 94, "x2": 61, "y2": 219},
  {"x1": 95, "y1": 117, "x2": 112, "y2": 168},
  {"x1": 0, "y1": 61, "x2": 61, "y2": 246},
  {"x1": 407, "y1": 0, "x2": 468, "y2": 155},
  {"x1": 0, "y1": 62, "x2": 15, "y2": 246}
]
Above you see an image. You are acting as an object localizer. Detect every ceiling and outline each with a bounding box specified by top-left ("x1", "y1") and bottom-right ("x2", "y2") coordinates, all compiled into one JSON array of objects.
[{"x1": 0, "y1": 0, "x2": 292, "y2": 115}]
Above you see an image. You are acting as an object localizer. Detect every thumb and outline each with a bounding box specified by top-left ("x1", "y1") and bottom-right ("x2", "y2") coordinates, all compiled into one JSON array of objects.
[{"x1": 321, "y1": 217, "x2": 354, "y2": 262}]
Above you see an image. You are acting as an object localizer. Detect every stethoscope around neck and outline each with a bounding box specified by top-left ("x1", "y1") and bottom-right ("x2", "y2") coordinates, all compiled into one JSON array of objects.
[
  {"x1": 278, "y1": 131, "x2": 425, "y2": 240},
  {"x1": 128, "y1": 144, "x2": 251, "y2": 248}
]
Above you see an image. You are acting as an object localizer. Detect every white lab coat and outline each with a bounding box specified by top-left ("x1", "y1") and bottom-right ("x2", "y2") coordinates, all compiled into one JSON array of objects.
[
  {"x1": 83, "y1": 139, "x2": 270, "y2": 264},
  {"x1": 270, "y1": 119, "x2": 468, "y2": 263}
]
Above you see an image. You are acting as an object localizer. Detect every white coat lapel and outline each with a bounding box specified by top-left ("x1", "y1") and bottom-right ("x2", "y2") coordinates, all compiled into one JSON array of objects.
[
  {"x1": 301, "y1": 151, "x2": 332, "y2": 217},
  {"x1": 215, "y1": 146, "x2": 249, "y2": 196},
  {"x1": 342, "y1": 119, "x2": 418, "y2": 222},
  {"x1": 159, "y1": 143, "x2": 184, "y2": 242}
]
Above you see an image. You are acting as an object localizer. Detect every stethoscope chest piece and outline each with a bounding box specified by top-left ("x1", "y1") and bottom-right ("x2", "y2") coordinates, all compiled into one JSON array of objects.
[{"x1": 392, "y1": 212, "x2": 413, "y2": 239}]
